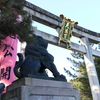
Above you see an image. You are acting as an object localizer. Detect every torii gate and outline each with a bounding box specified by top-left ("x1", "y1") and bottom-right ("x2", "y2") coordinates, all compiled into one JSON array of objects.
[{"x1": 23, "y1": 1, "x2": 100, "y2": 100}]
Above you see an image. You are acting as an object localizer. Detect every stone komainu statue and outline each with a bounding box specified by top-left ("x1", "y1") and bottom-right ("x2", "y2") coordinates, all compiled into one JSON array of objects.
[{"x1": 14, "y1": 35, "x2": 66, "y2": 81}]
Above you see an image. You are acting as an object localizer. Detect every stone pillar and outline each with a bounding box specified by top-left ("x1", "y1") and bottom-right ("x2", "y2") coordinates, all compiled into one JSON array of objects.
[
  {"x1": 1, "y1": 78, "x2": 80, "y2": 100},
  {"x1": 81, "y1": 37, "x2": 100, "y2": 100}
]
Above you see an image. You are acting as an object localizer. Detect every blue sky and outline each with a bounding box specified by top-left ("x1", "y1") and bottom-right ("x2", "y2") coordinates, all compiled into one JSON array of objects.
[
  {"x1": 27, "y1": 0, "x2": 100, "y2": 32},
  {"x1": 26, "y1": 0, "x2": 100, "y2": 80}
]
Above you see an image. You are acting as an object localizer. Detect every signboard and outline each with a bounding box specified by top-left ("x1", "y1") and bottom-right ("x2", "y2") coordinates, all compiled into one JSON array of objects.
[{"x1": 58, "y1": 14, "x2": 78, "y2": 49}]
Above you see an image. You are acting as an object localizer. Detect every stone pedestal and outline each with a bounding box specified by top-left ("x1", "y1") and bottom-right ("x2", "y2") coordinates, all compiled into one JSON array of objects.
[{"x1": 1, "y1": 78, "x2": 80, "y2": 100}]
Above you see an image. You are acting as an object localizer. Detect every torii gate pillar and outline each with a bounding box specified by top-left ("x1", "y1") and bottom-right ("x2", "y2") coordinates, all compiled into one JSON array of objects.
[{"x1": 81, "y1": 37, "x2": 100, "y2": 100}]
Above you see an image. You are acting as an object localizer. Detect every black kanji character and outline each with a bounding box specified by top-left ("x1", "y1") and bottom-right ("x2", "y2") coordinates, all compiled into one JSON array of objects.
[
  {"x1": 0, "y1": 68, "x2": 4, "y2": 80},
  {"x1": 6, "y1": 66, "x2": 11, "y2": 80},
  {"x1": 10, "y1": 35, "x2": 16, "y2": 39},
  {"x1": 0, "y1": 67, "x2": 11, "y2": 80},
  {"x1": 3, "y1": 46, "x2": 14, "y2": 57},
  {"x1": 4, "y1": 50, "x2": 12, "y2": 57}
]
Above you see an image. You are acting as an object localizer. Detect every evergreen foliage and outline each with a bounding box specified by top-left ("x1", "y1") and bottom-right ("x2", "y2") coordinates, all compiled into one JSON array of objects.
[
  {"x1": 0, "y1": 0, "x2": 34, "y2": 43},
  {"x1": 64, "y1": 51, "x2": 96, "y2": 100}
]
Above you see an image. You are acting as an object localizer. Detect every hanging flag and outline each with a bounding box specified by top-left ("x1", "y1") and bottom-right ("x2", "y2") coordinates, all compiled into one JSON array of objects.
[
  {"x1": 0, "y1": 36, "x2": 18, "y2": 92},
  {"x1": 58, "y1": 14, "x2": 78, "y2": 49}
]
